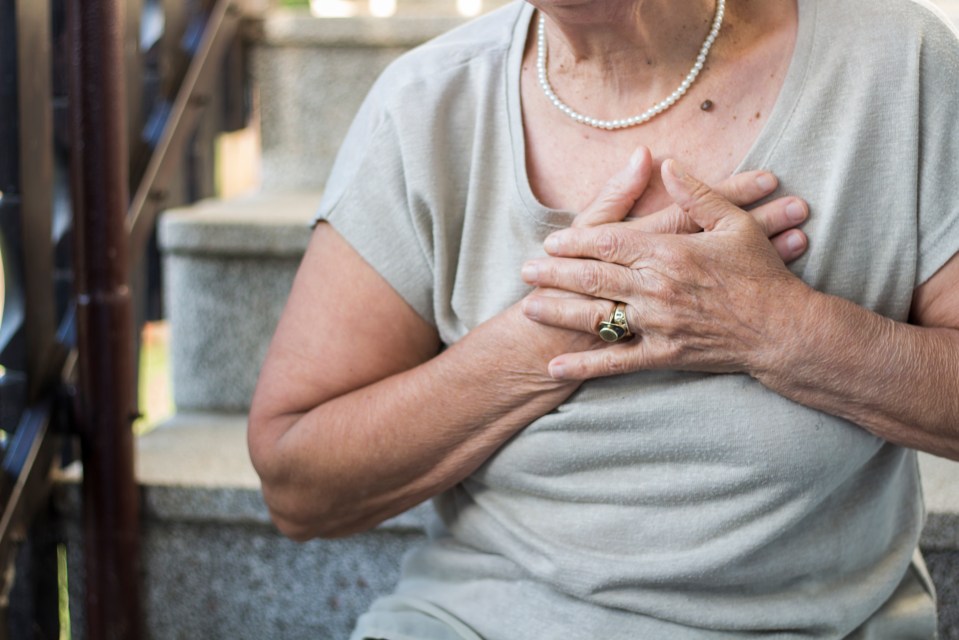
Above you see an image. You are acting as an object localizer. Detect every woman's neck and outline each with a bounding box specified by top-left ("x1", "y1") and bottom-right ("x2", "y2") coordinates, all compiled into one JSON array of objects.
[
  {"x1": 530, "y1": 0, "x2": 786, "y2": 120},
  {"x1": 537, "y1": 0, "x2": 715, "y2": 78}
]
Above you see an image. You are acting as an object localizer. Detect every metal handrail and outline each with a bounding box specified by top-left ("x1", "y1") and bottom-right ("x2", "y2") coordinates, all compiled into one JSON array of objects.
[
  {"x1": 0, "y1": 0, "x2": 247, "y2": 636},
  {"x1": 128, "y1": 0, "x2": 241, "y2": 269}
]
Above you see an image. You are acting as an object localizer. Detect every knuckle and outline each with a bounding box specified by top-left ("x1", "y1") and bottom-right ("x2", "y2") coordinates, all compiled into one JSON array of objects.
[
  {"x1": 687, "y1": 180, "x2": 715, "y2": 206},
  {"x1": 595, "y1": 229, "x2": 624, "y2": 262},
  {"x1": 601, "y1": 349, "x2": 628, "y2": 375},
  {"x1": 644, "y1": 207, "x2": 693, "y2": 234},
  {"x1": 717, "y1": 177, "x2": 748, "y2": 204},
  {"x1": 645, "y1": 273, "x2": 684, "y2": 308},
  {"x1": 688, "y1": 184, "x2": 733, "y2": 219},
  {"x1": 588, "y1": 303, "x2": 610, "y2": 331},
  {"x1": 751, "y1": 208, "x2": 772, "y2": 235},
  {"x1": 667, "y1": 207, "x2": 698, "y2": 233},
  {"x1": 596, "y1": 179, "x2": 627, "y2": 207},
  {"x1": 646, "y1": 276, "x2": 670, "y2": 302},
  {"x1": 580, "y1": 266, "x2": 607, "y2": 296}
]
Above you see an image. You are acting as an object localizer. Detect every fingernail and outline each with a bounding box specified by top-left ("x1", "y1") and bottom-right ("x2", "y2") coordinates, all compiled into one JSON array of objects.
[
  {"x1": 786, "y1": 232, "x2": 804, "y2": 253},
  {"x1": 524, "y1": 298, "x2": 541, "y2": 319},
  {"x1": 522, "y1": 261, "x2": 539, "y2": 282},
  {"x1": 549, "y1": 361, "x2": 566, "y2": 379},
  {"x1": 543, "y1": 233, "x2": 562, "y2": 253},
  {"x1": 629, "y1": 147, "x2": 645, "y2": 170},
  {"x1": 756, "y1": 173, "x2": 777, "y2": 191},
  {"x1": 666, "y1": 159, "x2": 686, "y2": 179},
  {"x1": 786, "y1": 201, "x2": 806, "y2": 222}
]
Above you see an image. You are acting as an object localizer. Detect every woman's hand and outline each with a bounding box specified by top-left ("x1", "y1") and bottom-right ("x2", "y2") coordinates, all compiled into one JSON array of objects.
[
  {"x1": 570, "y1": 147, "x2": 808, "y2": 262},
  {"x1": 521, "y1": 159, "x2": 812, "y2": 379}
]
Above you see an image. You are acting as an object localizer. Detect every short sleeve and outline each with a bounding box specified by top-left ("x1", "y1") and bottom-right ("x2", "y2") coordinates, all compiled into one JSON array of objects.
[
  {"x1": 313, "y1": 83, "x2": 436, "y2": 326},
  {"x1": 916, "y1": 10, "x2": 959, "y2": 286}
]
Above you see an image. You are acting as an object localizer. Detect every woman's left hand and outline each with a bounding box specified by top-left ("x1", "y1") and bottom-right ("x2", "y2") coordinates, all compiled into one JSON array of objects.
[{"x1": 521, "y1": 159, "x2": 813, "y2": 380}]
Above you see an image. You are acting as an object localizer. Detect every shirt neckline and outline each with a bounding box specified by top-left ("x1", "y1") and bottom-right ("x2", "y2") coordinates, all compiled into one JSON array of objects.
[{"x1": 505, "y1": 0, "x2": 818, "y2": 229}]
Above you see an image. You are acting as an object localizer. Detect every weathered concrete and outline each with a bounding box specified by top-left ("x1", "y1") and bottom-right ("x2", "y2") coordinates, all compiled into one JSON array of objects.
[{"x1": 158, "y1": 193, "x2": 321, "y2": 413}]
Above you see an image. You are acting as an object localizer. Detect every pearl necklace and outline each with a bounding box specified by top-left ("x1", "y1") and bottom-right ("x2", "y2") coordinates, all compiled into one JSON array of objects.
[{"x1": 536, "y1": 1, "x2": 725, "y2": 130}]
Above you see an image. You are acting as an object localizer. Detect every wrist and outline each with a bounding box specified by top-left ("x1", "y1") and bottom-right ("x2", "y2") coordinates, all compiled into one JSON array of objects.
[
  {"x1": 749, "y1": 278, "x2": 820, "y2": 385},
  {"x1": 453, "y1": 300, "x2": 586, "y2": 394}
]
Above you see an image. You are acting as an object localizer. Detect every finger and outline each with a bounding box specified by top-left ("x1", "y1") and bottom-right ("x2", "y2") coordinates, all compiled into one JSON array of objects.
[
  {"x1": 573, "y1": 146, "x2": 653, "y2": 228},
  {"x1": 712, "y1": 170, "x2": 779, "y2": 208},
  {"x1": 748, "y1": 197, "x2": 807, "y2": 238},
  {"x1": 622, "y1": 205, "x2": 698, "y2": 235},
  {"x1": 624, "y1": 171, "x2": 781, "y2": 236},
  {"x1": 548, "y1": 343, "x2": 655, "y2": 380},
  {"x1": 662, "y1": 159, "x2": 745, "y2": 232},
  {"x1": 522, "y1": 294, "x2": 616, "y2": 335},
  {"x1": 524, "y1": 294, "x2": 648, "y2": 341},
  {"x1": 542, "y1": 224, "x2": 656, "y2": 264},
  {"x1": 521, "y1": 257, "x2": 637, "y2": 300},
  {"x1": 529, "y1": 286, "x2": 595, "y2": 301},
  {"x1": 770, "y1": 229, "x2": 808, "y2": 264}
]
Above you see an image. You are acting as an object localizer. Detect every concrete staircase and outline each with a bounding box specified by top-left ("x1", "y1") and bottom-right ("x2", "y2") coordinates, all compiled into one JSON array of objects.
[{"x1": 57, "y1": 2, "x2": 959, "y2": 638}]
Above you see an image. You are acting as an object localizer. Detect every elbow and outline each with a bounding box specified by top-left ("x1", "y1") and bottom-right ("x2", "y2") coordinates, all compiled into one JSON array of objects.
[
  {"x1": 269, "y1": 511, "x2": 318, "y2": 543},
  {"x1": 268, "y1": 508, "x2": 330, "y2": 542},
  {"x1": 248, "y1": 412, "x2": 385, "y2": 540},
  {"x1": 263, "y1": 488, "x2": 374, "y2": 541},
  {"x1": 252, "y1": 449, "x2": 377, "y2": 541},
  {"x1": 252, "y1": 459, "x2": 354, "y2": 541},
  {"x1": 247, "y1": 415, "x2": 328, "y2": 540}
]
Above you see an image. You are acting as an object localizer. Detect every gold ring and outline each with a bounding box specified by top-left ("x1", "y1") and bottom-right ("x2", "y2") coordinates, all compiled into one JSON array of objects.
[{"x1": 598, "y1": 302, "x2": 631, "y2": 343}]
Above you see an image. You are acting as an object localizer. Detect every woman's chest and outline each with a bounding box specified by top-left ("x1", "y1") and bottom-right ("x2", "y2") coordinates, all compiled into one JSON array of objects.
[
  {"x1": 525, "y1": 124, "x2": 757, "y2": 218},
  {"x1": 528, "y1": 104, "x2": 775, "y2": 216},
  {"x1": 520, "y1": 43, "x2": 791, "y2": 217}
]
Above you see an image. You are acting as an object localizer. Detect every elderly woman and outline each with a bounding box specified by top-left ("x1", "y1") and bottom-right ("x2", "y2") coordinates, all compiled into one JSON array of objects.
[{"x1": 249, "y1": 0, "x2": 959, "y2": 637}]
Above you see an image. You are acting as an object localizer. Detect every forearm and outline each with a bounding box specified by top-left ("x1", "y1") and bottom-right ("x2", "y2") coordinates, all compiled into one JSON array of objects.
[
  {"x1": 755, "y1": 288, "x2": 959, "y2": 459},
  {"x1": 252, "y1": 306, "x2": 585, "y2": 540}
]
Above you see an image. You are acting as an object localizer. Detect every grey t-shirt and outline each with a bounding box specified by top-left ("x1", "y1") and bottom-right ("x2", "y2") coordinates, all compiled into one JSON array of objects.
[{"x1": 316, "y1": 0, "x2": 959, "y2": 637}]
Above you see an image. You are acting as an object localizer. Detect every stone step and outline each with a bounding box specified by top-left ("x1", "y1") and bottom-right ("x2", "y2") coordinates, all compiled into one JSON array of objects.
[
  {"x1": 133, "y1": 413, "x2": 429, "y2": 533},
  {"x1": 247, "y1": 3, "x2": 508, "y2": 192},
  {"x1": 55, "y1": 413, "x2": 430, "y2": 640},
  {"x1": 158, "y1": 191, "x2": 321, "y2": 413},
  {"x1": 49, "y1": 414, "x2": 959, "y2": 638}
]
